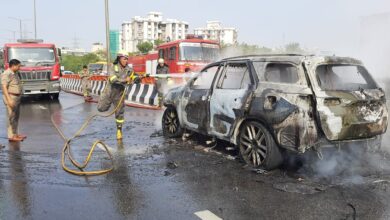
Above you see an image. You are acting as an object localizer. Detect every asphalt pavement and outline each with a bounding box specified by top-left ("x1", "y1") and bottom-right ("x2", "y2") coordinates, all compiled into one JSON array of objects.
[{"x1": 1, "y1": 92, "x2": 390, "y2": 220}]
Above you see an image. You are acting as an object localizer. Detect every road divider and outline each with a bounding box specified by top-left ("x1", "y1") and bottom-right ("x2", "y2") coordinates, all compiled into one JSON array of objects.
[{"x1": 60, "y1": 75, "x2": 160, "y2": 110}]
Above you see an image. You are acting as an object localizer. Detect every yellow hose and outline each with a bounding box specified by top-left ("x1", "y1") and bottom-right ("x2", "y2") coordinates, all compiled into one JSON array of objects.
[{"x1": 51, "y1": 80, "x2": 129, "y2": 176}]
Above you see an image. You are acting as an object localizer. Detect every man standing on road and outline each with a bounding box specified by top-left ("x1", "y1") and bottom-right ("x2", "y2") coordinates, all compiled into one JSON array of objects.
[
  {"x1": 79, "y1": 65, "x2": 92, "y2": 101},
  {"x1": 156, "y1": 58, "x2": 169, "y2": 75},
  {"x1": 1, "y1": 59, "x2": 26, "y2": 142},
  {"x1": 97, "y1": 51, "x2": 141, "y2": 140},
  {"x1": 155, "y1": 58, "x2": 169, "y2": 106}
]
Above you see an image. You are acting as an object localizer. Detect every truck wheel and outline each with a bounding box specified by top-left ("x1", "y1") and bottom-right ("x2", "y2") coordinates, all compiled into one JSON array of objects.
[
  {"x1": 162, "y1": 106, "x2": 183, "y2": 138},
  {"x1": 238, "y1": 121, "x2": 283, "y2": 170}
]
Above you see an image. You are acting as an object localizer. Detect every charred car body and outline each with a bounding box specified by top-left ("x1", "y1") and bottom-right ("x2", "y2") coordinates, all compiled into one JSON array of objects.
[{"x1": 162, "y1": 54, "x2": 388, "y2": 170}]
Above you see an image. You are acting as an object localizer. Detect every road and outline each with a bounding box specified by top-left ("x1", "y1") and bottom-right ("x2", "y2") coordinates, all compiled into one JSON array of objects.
[{"x1": 1, "y1": 92, "x2": 390, "y2": 220}]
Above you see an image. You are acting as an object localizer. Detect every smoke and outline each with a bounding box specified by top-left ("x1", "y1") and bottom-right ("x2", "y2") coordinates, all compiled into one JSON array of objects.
[
  {"x1": 358, "y1": 13, "x2": 390, "y2": 90},
  {"x1": 297, "y1": 142, "x2": 390, "y2": 186}
]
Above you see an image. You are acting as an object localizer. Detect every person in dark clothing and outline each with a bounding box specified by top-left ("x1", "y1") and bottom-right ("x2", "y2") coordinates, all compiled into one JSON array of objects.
[
  {"x1": 156, "y1": 58, "x2": 169, "y2": 74},
  {"x1": 155, "y1": 58, "x2": 169, "y2": 106}
]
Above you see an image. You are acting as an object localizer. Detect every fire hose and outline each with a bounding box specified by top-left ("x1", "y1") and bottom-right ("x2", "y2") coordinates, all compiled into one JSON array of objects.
[
  {"x1": 51, "y1": 73, "x2": 195, "y2": 176},
  {"x1": 51, "y1": 80, "x2": 130, "y2": 176}
]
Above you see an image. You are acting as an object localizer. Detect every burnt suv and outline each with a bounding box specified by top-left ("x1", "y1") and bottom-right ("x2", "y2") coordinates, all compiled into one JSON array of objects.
[{"x1": 162, "y1": 54, "x2": 388, "y2": 170}]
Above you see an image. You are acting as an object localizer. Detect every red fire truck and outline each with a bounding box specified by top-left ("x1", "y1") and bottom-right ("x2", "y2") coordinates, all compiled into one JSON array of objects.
[
  {"x1": 2, "y1": 39, "x2": 61, "y2": 99},
  {"x1": 128, "y1": 37, "x2": 220, "y2": 76}
]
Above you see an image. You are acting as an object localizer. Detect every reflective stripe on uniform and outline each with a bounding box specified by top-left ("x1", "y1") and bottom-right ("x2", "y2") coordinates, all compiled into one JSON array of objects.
[
  {"x1": 129, "y1": 71, "x2": 136, "y2": 80},
  {"x1": 116, "y1": 119, "x2": 124, "y2": 123},
  {"x1": 114, "y1": 65, "x2": 119, "y2": 72},
  {"x1": 109, "y1": 75, "x2": 117, "y2": 82}
]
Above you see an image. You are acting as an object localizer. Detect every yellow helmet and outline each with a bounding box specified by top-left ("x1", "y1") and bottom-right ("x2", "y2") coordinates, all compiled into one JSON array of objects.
[{"x1": 117, "y1": 50, "x2": 129, "y2": 58}]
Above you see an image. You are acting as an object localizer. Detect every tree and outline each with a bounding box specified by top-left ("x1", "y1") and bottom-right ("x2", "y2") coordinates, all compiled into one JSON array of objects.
[
  {"x1": 94, "y1": 50, "x2": 107, "y2": 60},
  {"x1": 154, "y1": 39, "x2": 165, "y2": 47},
  {"x1": 220, "y1": 43, "x2": 273, "y2": 58},
  {"x1": 137, "y1": 41, "x2": 153, "y2": 54},
  {"x1": 284, "y1": 42, "x2": 304, "y2": 53},
  {"x1": 61, "y1": 53, "x2": 100, "y2": 73}
]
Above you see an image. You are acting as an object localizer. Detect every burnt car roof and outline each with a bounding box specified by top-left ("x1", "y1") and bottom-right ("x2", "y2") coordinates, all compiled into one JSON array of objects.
[{"x1": 220, "y1": 54, "x2": 363, "y2": 65}]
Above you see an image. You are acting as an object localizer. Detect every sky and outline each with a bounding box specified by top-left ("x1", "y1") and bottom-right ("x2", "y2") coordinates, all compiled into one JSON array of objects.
[{"x1": 0, "y1": 0, "x2": 389, "y2": 57}]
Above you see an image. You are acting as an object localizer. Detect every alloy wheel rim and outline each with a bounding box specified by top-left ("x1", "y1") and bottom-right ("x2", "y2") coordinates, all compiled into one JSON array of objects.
[
  {"x1": 164, "y1": 109, "x2": 178, "y2": 134},
  {"x1": 240, "y1": 123, "x2": 267, "y2": 166}
]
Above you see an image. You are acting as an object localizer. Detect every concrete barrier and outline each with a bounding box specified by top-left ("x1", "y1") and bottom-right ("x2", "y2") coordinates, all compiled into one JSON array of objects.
[{"x1": 60, "y1": 75, "x2": 160, "y2": 110}]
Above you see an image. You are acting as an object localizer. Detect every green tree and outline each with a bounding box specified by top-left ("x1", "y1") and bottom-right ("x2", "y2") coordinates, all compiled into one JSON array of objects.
[
  {"x1": 62, "y1": 53, "x2": 100, "y2": 73},
  {"x1": 137, "y1": 41, "x2": 153, "y2": 54},
  {"x1": 154, "y1": 39, "x2": 165, "y2": 47},
  {"x1": 94, "y1": 50, "x2": 107, "y2": 60}
]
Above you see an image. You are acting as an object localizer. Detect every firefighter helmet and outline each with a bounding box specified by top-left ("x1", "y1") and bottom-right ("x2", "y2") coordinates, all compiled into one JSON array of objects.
[{"x1": 117, "y1": 50, "x2": 129, "y2": 58}]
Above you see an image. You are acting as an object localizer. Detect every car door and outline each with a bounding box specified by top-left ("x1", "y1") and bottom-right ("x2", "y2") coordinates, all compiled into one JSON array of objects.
[
  {"x1": 180, "y1": 64, "x2": 222, "y2": 132},
  {"x1": 209, "y1": 61, "x2": 256, "y2": 139},
  {"x1": 251, "y1": 61, "x2": 317, "y2": 152}
]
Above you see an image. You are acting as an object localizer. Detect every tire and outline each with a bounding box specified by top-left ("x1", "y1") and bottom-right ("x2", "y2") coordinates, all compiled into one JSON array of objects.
[
  {"x1": 51, "y1": 93, "x2": 59, "y2": 100},
  {"x1": 238, "y1": 121, "x2": 283, "y2": 170},
  {"x1": 162, "y1": 106, "x2": 183, "y2": 138}
]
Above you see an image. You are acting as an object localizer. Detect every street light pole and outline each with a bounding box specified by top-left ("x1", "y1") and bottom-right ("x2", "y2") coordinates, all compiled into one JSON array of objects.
[
  {"x1": 34, "y1": 0, "x2": 37, "y2": 39},
  {"x1": 19, "y1": 20, "x2": 22, "y2": 39},
  {"x1": 8, "y1": 17, "x2": 29, "y2": 39},
  {"x1": 104, "y1": 0, "x2": 111, "y2": 71},
  {"x1": 6, "y1": 30, "x2": 17, "y2": 41}
]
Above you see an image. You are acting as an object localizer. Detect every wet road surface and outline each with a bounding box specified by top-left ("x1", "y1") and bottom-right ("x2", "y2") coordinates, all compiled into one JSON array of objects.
[{"x1": 1, "y1": 92, "x2": 390, "y2": 219}]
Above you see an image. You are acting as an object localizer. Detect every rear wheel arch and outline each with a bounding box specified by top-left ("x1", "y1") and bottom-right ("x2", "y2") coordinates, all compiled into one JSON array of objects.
[{"x1": 231, "y1": 117, "x2": 276, "y2": 145}]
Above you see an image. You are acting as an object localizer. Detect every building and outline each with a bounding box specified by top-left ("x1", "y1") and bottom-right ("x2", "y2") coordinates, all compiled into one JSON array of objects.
[
  {"x1": 110, "y1": 30, "x2": 122, "y2": 58},
  {"x1": 360, "y1": 12, "x2": 390, "y2": 78},
  {"x1": 194, "y1": 21, "x2": 238, "y2": 45},
  {"x1": 60, "y1": 47, "x2": 88, "y2": 56},
  {"x1": 91, "y1": 42, "x2": 104, "y2": 53},
  {"x1": 121, "y1": 12, "x2": 189, "y2": 53}
]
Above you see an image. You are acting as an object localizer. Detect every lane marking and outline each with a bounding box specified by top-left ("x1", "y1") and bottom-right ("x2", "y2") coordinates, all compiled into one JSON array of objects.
[
  {"x1": 38, "y1": 105, "x2": 47, "y2": 110},
  {"x1": 194, "y1": 210, "x2": 222, "y2": 220}
]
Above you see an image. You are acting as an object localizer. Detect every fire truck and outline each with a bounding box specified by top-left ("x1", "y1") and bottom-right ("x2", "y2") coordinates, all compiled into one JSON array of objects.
[
  {"x1": 128, "y1": 37, "x2": 220, "y2": 76},
  {"x1": 2, "y1": 39, "x2": 62, "y2": 99}
]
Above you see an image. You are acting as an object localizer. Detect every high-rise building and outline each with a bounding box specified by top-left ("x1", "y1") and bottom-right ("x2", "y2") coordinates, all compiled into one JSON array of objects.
[
  {"x1": 121, "y1": 12, "x2": 189, "y2": 53},
  {"x1": 110, "y1": 30, "x2": 122, "y2": 58},
  {"x1": 194, "y1": 21, "x2": 238, "y2": 45}
]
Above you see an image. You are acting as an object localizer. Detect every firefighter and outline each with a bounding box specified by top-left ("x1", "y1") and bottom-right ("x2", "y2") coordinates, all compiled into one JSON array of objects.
[
  {"x1": 155, "y1": 58, "x2": 169, "y2": 106},
  {"x1": 97, "y1": 51, "x2": 141, "y2": 140},
  {"x1": 1, "y1": 59, "x2": 26, "y2": 142},
  {"x1": 156, "y1": 58, "x2": 169, "y2": 74},
  {"x1": 79, "y1": 65, "x2": 92, "y2": 101}
]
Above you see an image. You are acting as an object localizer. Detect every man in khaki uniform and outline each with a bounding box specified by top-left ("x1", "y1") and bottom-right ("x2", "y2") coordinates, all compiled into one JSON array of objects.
[
  {"x1": 79, "y1": 65, "x2": 92, "y2": 101},
  {"x1": 97, "y1": 51, "x2": 141, "y2": 140},
  {"x1": 1, "y1": 59, "x2": 26, "y2": 142}
]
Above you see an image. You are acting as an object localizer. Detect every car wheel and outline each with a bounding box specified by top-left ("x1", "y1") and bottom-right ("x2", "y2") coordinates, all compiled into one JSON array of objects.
[
  {"x1": 238, "y1": 121, "x2": 283, "y2": 170},
  {"x1": 162, "y1": 106, "x2": 183, "y2": 138}
]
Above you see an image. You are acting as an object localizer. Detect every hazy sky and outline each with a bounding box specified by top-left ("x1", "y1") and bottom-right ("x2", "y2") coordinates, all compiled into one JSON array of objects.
[{"x1": 0, "y1": 0, "x2": 389, "y2": 56}]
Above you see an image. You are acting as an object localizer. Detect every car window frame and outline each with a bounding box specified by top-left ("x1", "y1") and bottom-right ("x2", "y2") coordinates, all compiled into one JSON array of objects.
[
  {"x1": 189, "y1": 63, "x2": 222, "y2": 90},
  {"x1": 253, "y1": 61, "x2": 306, "y2": 86},
  {"x1": 215, "y1": 60, "x2": 255, "y2": 90}
]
